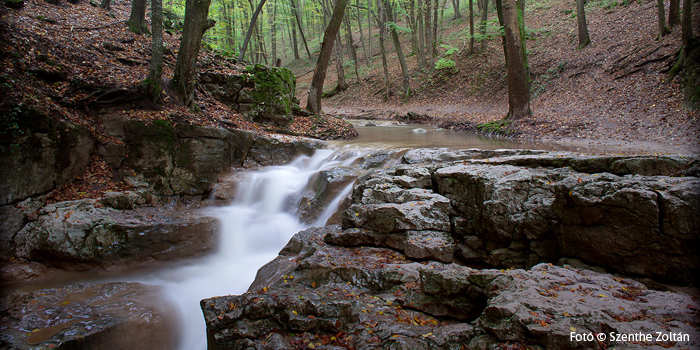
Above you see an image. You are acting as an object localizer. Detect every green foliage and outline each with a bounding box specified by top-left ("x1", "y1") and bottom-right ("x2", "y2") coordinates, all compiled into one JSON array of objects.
[
  {"x1": 466, "y1": 19, "x2": 503, "y2": 43},
  {"x1": 477, "y1": 119, "x2": 515, "y2": 135},
  {"x1": 434, "y1": 57, "x2": 456, "y2": 70},
  {"x1": 163, "y1": 8, "x2": 184, "y2": 32},
  {"x1": 440, "y1": 44, "x2": 459, "y2": 56},
  {"x1": 386, "y1": 21, "x2": 412, "y2": 34}
]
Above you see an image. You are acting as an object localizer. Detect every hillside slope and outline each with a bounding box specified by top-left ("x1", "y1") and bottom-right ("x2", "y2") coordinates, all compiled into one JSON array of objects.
[{"x1": 294, "y1": 0, "x2": 700, "y2": 153}]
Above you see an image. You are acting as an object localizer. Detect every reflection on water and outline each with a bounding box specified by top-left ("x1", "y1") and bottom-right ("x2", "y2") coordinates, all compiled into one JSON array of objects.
[{"x1": 336, "y1": 120, "x2": 577, "y2": 151}]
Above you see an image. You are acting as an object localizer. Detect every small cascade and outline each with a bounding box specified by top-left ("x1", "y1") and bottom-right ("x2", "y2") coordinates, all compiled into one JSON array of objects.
[{"x1": 129, "y1": 147, "x2": 371, "y2": 350}]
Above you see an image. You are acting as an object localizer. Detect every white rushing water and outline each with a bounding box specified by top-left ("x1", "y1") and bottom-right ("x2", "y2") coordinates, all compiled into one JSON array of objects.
[{"x1": 126, "y1": 148, "x2": 367, "y2": 350}]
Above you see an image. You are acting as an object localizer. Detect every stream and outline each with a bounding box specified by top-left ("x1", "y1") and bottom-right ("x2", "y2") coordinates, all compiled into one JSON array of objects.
[
  {"x1": 131, "y1": 122, "x2": 554, "y2": 349},
  {"x1": 9, "y1": 122, "x2": 572, "y2": 349}
]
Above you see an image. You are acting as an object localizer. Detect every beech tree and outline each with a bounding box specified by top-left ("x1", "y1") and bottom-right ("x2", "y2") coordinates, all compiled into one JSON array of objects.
[
  {"x1": 239, "y1": 0, "x2": 268, "y2": 61},
  {"x1": 502, "y1": 0, "x2": 530, "y2": 120},
  {"x1": 172, "y1": 0, "x2": 216, "y2": 110},
  {"x1": 669, "y1": 0, "x2": 680, "y2": 27},
  {"x1": 657, "y1": 0, "x2": 670, "y2": 39},
  {"x1": 479, "y1": 0, "x2": 488, "y2": 50},
  {"x1": 667, "y1": 0, "x2": 693, "y2": 81},
  {"x1": 128, "y1": 0, "x2": 149, "y2": 34},
  {"x1": 306, "y1": 0, "x2": 348, "y2": 114},
  {"x1": 145, "y1": 0, "x2": 164, "y2": 102},
  {"x1": 576, "y1": 0, "x2": 590, "y2": 48},
  {"x1": 384, "y1": 0, "x2": 411, "y2": 100}
]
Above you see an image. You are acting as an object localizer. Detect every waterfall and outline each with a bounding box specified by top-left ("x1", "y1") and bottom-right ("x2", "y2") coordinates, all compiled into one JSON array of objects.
[{"x1": 128, "y1": 148, "x2": 366, "y2": 350}]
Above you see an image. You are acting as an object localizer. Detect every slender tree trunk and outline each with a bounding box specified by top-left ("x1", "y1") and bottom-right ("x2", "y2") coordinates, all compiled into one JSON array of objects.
[
  {"x1": 432, "y1": 0, "x2": 438, "y2": 54},
  {"x1": 306, "y1": 0, "x2": 348, "y2": 114},
  {"x1": 479, "y1": 0, "x2": 488, "y2": 50},
  {"x1": 657, "y1": 0, "x2": 670, "y2": 39},
  {"x1": 495, "y1": 0, "x2": 507, "y2": 62},
  {"x1": 221, "y1": 2, "x2": 233, "y2": 50},
  {"x1": 469, "y1": 0, "x2": 474, "y2": 53},
  {"x1": 367, "y1": 0, "x2": 372, "y2": 60},
  {"x1": 128, "y1": 0, "x2": 149, "y2": 34},
  {"x1": 667, "y1": 0, "x2": 693, "y2": 81},
  {"x1": 239, "y1": 0, "x2": 268, "y2": 61},
  {"x1": 418, "y1": 0, "x2": 426, "y2": 66},
  {"x1": 355, "y1": 0, "x2": 370, "y2": 64},
  {"x1": 270, "y1": 1, "x2": 277, "y2": 64},
  {"x1": 344, "y1": 15, "x2": 360, "y2": 81},
  {"x1": 290, "y1": 16, "x2": 301, "y2": 59},
  {"x1": 373, "y1": 2, "x2": 392, "y2": 99},
  {"x1": 335, "y1": 32, "x2": 349, "y2": 91},
  {"x1": 172, "y1": 0, "x2": 216, "y2": 111},
  {"x1": 425, "y1": 0, "x2": 432, "y2": 61},
  {"x1": 145, "y1": 0, "x2": 163, "y2": 102},
  {"x1": 502, "y1": 0, "x2": 530, "y2": 120},
  {"x1": 452, "y1": 0, "x2": 461, "y2": 19},
  {"x1": 291, "y1": 0, "x2": 313, "y2": 58},
  {"x1": 576, "y1": 0, "x2": 590, "y2": 48},
  {"x1": 669, "y1": 0, "x2": 680, "y2": 27},
  {"x1": 383, "y1": 0, "x2": 411, "y2": 100}
]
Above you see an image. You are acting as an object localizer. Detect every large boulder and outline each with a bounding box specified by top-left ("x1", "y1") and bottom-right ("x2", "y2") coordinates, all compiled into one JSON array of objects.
[
  {"x1": 340, "y1": 150, "x2": 700, "y2": 284},
  {"x1": 8, "y1": 196, "x2": 218, "y2": 270},
  {"x1": 117, "y1": 119, "x2": 255, "y2": 196},
  {"x1": 0, "y1": 108, "x2": 96, "y2": 206},
  {"x1": 0, "y1": 282, "x2": 176, "y2": 350},
  {"x1": 201, "y1": 64, "x2": 299, "y2": 127}
]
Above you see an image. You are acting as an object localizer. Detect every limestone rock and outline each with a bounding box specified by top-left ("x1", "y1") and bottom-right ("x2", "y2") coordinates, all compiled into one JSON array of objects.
[{"x1": 9, "y1": 199, "x2": 218, "y2": 269}]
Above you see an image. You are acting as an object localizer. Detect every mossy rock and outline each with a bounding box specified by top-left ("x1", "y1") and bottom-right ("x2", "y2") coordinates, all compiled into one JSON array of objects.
[
  {"x1": 238, "y1": 64, "x2": 298, "y2": 127},
  {"x1": 477, "y1": 119, "x2": 516, "y2": 136}
]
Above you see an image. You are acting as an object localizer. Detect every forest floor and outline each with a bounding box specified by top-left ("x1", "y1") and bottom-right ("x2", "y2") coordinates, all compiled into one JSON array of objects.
[{"x1": 293, "y1": 0, "x2": 700, "y2": 154}]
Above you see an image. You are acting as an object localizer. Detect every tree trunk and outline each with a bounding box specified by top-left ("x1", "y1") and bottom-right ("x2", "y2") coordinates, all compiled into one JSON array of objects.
[
  {"x1": 657, "y1": 0, "x2": 670, "y2": 39},
  {"x1": 291, "y1": 0, "x2": 313, "y2": 58},
  {"x1": 335, "y1": 32, "x2": 349, "y2": 91},
  {"x1": 306, "y1": 0, "x2": 348, "y2": 114},
  {"x1": 479, "y1": 0, "x2": 488, "y2": 50},
  {"x1": 425, "y1": 0, "x2": 432, "y2": 61},
  {"x1": 239, "y1": 0, "x2": 268, "y2": 62},
  {"x1": 373, "y1": 1, "x2": 392, "y2": 100},
  {"x1": 367, "y1": 0, "x2": 372, "y2": 61},
  {"x1": 418, "y1": 0, "x2": 426, "y2": 66},
  {"x1": 221, "y1": 2, "x2": 234, "y2": 50},
  {"x1": 344, "y1": 15, "x2": 360, "y2": 81},
  {"x1": 576, "y1": 0, "x2": 590, "y2": 48},
  {"x1": 270, "y1": 1, "x2": 277, "y2": 64},
  {"x1": 495, "y1": 0, "x2": 507, "y2": 62},
  {"x1": 355, "y1": 0, "x2": 370, "y2": 64},
  {"x1": 383, "y1": 0, "x2": 411, "y2": 100},
  {"x1": 667, "y1": 0, "x2": 693, "y2": 81},
  {"x1": 145, "y1": 0, "x2": 163, "y2": 102},
  {"x1": 290, "y1": 16, "x2": 301, "y2": 59},
  {"x1": 452, "y1": 0, "x2": 461, "y2": 19},
  {"x1": 128, "y1": 0, "x2": 148, "y2": 34},
  {"x1": 669, "y1": 0, "x2": 680, "y2": 27},
  {"x1": 432, "y1": 0, "x2": 438, "y2": 55},
  {"x1": 502, "y1": 0, "x2": 530, "y2": 120},
  {"x1": 172, "y1": 0, "x2": 216, "y2": 111},
  {"x1": 469, "y1": 0, "x2": 474, "y2": 53}
]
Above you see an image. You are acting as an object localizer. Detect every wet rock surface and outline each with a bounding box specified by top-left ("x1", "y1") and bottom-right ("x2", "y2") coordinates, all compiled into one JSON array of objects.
[
  {"x1": 0, "y1": 282, "x2": 176, "y2": 350},
  {"x1": 203, "y1": 149, "x2": 700, "y2": 349},
  {"x1": 3, "y1": 193, "x2": 218, "y2": 276},
  {"x1": 202, "y1": 225, "x2": 700, "y2": 350}
]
